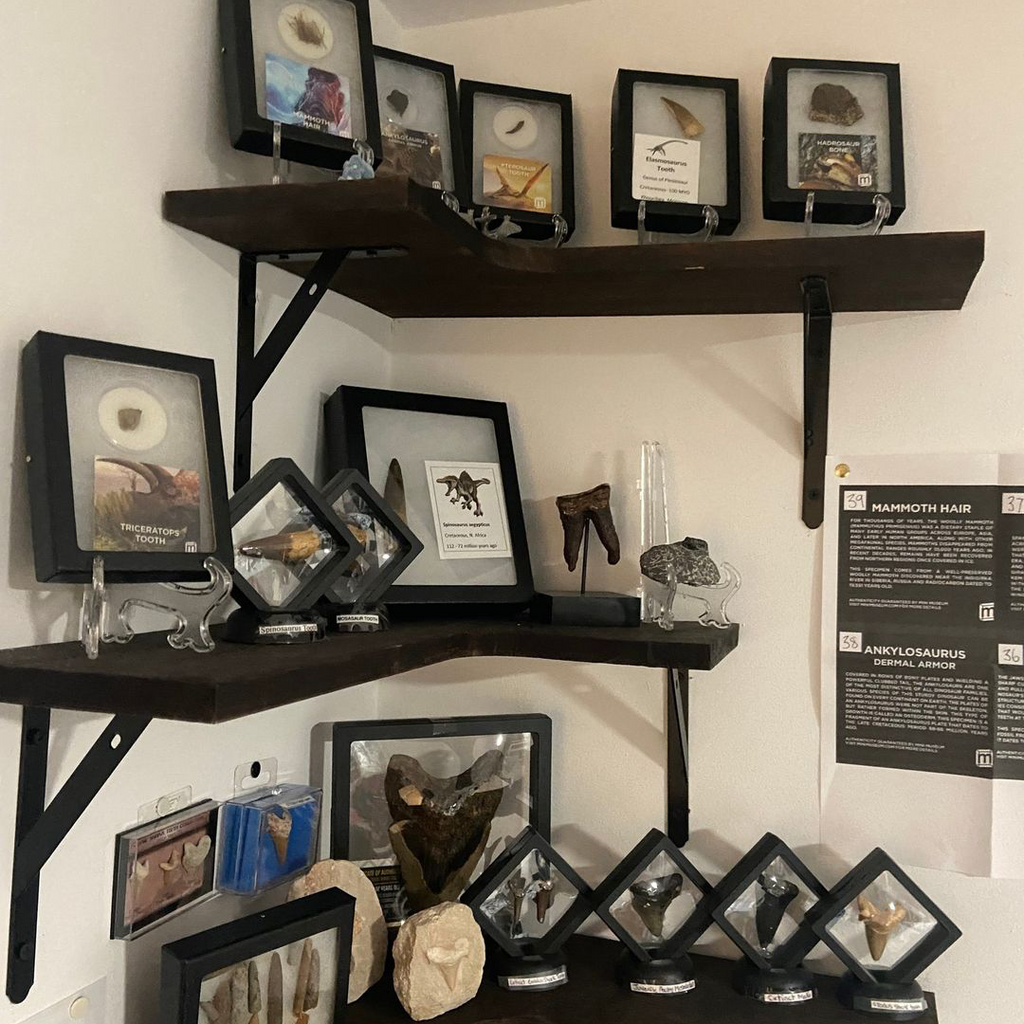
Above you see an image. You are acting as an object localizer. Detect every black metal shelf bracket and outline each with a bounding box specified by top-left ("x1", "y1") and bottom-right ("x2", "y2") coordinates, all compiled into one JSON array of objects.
[
  {"x1": 667, "y1": 668, "x2": 690, "y2": 846},
  {"x1": 7, "y1": 706, "x2": 150, "y2": 1004},
  {"x1": 802, "y1": 276, "x2": 833, "y2": 529},
  {"x1": 234, "y1": 249, "x2": 351, "y2": 490}
]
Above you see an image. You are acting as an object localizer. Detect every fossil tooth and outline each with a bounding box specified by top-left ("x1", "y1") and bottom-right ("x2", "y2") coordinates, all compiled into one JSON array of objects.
[
  {"x1": 118, "y1": 408, "x2": 142, "y2": 431},
  {"x1": 230, "y1": 964, "x2": 248, "y2": 1024},
  {"x1": 641, "y1": 537, "x2": 722, "y2": 588},
  {"x1": 858, "y1": 896, "x2": 907, "y2": 960},
  {"x1": 129, "y1": 858, "x2": 150, "y2": 902},
  {"x1": 556, "y1": 483, "x2": 621, "y2": 572},
  {"x1": 506, "y1": 875, "x2": 527, "y2": 932},
  {"x1": 661, "y1": 96, "x2": 704, "y2": 138},
  {"x1": 294, "y1": 940, "x2": 313, "y2": 1016},
  {"x1": 247, "y1": 960, "x2": 261, "y2": 1013},
  {"x1": 183, "y1": 835, "x2": 212, "y2": 877},
  {"x1": 159, "y1": 849, "x2": 181, "y2": 872},
  {"x1": 267, "y1": 952, "x2": 283, "y2": 1024},
  {"x1": 267, "y1": 810, "x2": 292, "y2": 865},
  {"x1": 809, "y1": 82, "x2": 864, "y2": 127},
  {"x1": 505, "y1": 119, "x2": 526, "y2": 136},
  {"x1": 629, "y1": 872, "x2": 684, "y2": 939},
  {"x1": 385, "y1": 458, "x2": 407, "y2": 523},
  {"x1": 534, "y1": 879, "x2": 555, "y2": 923},
  {"x1": 756, "y1": 874, "x2": 800, "y2": 949},
  {"x1": 387, "y1": 89, "x2": 410, "y2": 117},
  {"x1": 238, "y1": 528, "x2": 320, "y2": 564},
  {"x1": 385, "y1": 750, "x2": 507, "y2": 912},
  {"x1": 304, "y1": 947, "x2": 320, "y2": 1010},
  {"x1": 427, "y1": 938, "x2": 470, "y2": 992}
]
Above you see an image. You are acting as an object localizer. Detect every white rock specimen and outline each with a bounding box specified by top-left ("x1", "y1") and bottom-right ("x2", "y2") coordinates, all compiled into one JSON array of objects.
[
  {"x1": 289, "y1": 859, "x2": 387, "y2": 1002},
  {"x1": 392, "y1": 903, "x2": 485, "y2": 1021}
]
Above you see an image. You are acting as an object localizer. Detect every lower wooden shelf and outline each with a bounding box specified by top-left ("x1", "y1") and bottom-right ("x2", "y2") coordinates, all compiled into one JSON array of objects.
[{"x1": 351, "y1": 935, "x2": 938, "y2": 1024}]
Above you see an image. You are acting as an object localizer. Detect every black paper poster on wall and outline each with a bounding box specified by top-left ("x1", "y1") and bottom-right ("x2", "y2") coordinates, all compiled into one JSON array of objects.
[{"x1": 836, "y1": 484, "x2": 1024, "y2": 780}]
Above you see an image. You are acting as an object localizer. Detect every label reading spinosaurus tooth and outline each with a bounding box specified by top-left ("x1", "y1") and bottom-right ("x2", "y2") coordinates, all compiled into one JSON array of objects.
[{"x1": 424, "y1": 460, "x2": 513, "y2": 560}]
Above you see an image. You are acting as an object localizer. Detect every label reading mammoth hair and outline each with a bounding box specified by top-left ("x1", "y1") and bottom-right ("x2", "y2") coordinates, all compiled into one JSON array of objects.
[
  {"x1": 93, "y1": 458, "x2": 201, "y2": 553},
  {"x1": 425, "y1": 460, "x2": 513, "y2": 560},
  {"x1": 266, "y1": 53, "x2": 352, "y2": 137}
]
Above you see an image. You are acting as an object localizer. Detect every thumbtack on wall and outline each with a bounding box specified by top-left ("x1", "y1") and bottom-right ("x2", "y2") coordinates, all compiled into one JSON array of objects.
[
  {"x1": 835, "y1": 463, "x2": 851, "y2": 478},
  {"x1": 22, "y1": 978, "x2": 106, "y2": 1023}
]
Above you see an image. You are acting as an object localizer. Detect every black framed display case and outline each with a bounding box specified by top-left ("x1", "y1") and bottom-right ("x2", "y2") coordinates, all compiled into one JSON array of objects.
[
  {"x1": 763, "y1": 57, "x2": 905, "y2": 225},
  {"x1": 160, "y1": 889, "x2": 353, "y2": 1024},
  {"x1": 462, "y1": 826, "x2": 592, "y2": 991},
  {"x1": 709, "y1": 832, "x2": 827, "y2": 1003},
  {"x1": 805, "y1": 848, "x2": 961, "y2": 1020},
  {"x1": 374, "y1": 46, "x2": 469, "y2": 206},
  {"x1": 591, "y1": 828, "x2": 714, "y2": 995},
  {"x1": 219, "y1": 0, "x2": 382, "y2": 171},
  {"x1": 323, "y1": 385, "x2": 534, "y2": 610},
  {"x1": 320, "y1": 467, "x2": 424, "y2": 622},
  {"x1": 328, "y1": 714, "x2": 552, "y2": 925},
  {"x1": 226, "y1": 458, "x2": 358, "y2": 643},
  {"x1": 22, "y1": 331, "x2": 233, "y2": 584},
  {"x1": 460, "y1": 79, "x2": 575, "y2": 241},
  {"x1": 611, "y1": 69, "x2": 741, "y2": 235}
]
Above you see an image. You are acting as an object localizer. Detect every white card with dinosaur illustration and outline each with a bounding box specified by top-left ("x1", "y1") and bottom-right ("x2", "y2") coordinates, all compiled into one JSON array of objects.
[
  {"x1": 632, "y1": 133, "x2": 700, "y2": 203},
  {"x1": 424, "y1": 460, "x2": 513, "y2": 560}
]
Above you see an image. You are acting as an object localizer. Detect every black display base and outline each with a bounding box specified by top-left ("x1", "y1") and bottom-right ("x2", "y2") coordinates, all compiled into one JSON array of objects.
[
  {"x1": 532, "y1": 591, "x2": 641, "y2": 627},
  {"x1": 323, "y1": 603, "x2": 390, "y2": 633},
  {"x1": 838, "y1": 975, "x2": 929, "y2": 1020},
  {"x1": 223, "y1": 607, "x2": 326, "y2": 644},
  {"x1": 732, "y1": 959, "x2": 816, "y2": 1004},
  {"x1": 492, "y1": 949, "x2": 569, "y2": 992},
  {"x1": 615, "y1": 947, "x2": 696, "y2": 996}
]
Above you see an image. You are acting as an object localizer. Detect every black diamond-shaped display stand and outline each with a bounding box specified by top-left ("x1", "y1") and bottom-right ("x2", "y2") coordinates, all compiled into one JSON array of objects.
[{"x1": 805, "y1": 848, "x2": 961, "y2": 1020}]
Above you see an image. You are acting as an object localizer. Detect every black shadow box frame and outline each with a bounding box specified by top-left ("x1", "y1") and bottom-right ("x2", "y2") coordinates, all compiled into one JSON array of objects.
[
  {"x1": 374, "y1": 45, "x2": 470, "y2": 208},
  {"x1": 330, "y1": 713, "x2": 552, "y2": 862},
  {"x1": 230, "y1": 457, "x2": 358, "y2": 614},
  {"x1": 22, "y1": 331, "x2": 233, "y2": 584},
  {"x1": 459, "y1": 79, "x2": 576, "y2": 242},
  {"x1": 762, "y1": 57, "x2": 905, "y2": 225},
  {"x1": 320, "y1": 467, "x2": 424, "y2": 608},
  {"x1": 805, "y1": 847, "x2": 961, "y2": 985},
  {"x1": 611, "y1": 69, "x2": 741, "y2": 235},
  {"x1": 160, "y1": 889, "x2": 354, "y2": 1024},
  {"x1": 709, "y1": 832, "x2": 827, "y2": 970},
  {"x1": 462, "y1": 825, "x2": 592, "y2": 958},
  {"x1": 591, "y1": 828, "x2": 715, "y2": 962},
  {"x1": 219, "y1": 0, "x2": 382, "y2": 171},
  {"x1": 323, "y1": 385, "x2": 535, "y2": 610}
]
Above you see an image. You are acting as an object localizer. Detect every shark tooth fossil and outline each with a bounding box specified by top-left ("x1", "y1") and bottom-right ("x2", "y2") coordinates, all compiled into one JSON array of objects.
[
  {"x1": 809, "y1": 83, "x2": 864, "y2": 127},
  {"x1": 385, "y1": 750, "x2": 507, "y2": 912},
  {"x1": 629, "y1": 872, "x2": 684, "y2": 939},
  {"x1": 661, "y1": 96, "x2": 704, "y2": 138},
  {"x1": 267, "y1": 952, "x2": 283, "y2": 1024},
  {"x1": 385, "y1": 458, "x2": 407, "y2": 524},
  {"x1": 294, "y1": 940, "x2": 313, "y2": 1016},
  {"x1": 556, "y1": 483, "x2": 621, "y2": 572},
  {"x1": 534, "y1": 878, "x2": 555, "y2": 923},
  {"x1": 756, "y1": 873, "x2": 800, "y2": 949},
  {"x1": 238, "y1": 528, "x2": 320, "y2": 564},
  {"x1": 118, "y1": 408, "x2": 142, "y2": 431},
  {"x1": 641, "y1": 537, "x2": 721, "y2": 588},
  {"x1": 858, "y1": 896, "x2": 907, "y2": 960},
  {"x1": 506, "y1": 875, "x2": 527, "y2": 933},
  {"x1": 267, "y1": 810, "x2": 293, "y2": 865},
  {"x1": 427, "y1": 938, "x2": 470, "y2": 992}
]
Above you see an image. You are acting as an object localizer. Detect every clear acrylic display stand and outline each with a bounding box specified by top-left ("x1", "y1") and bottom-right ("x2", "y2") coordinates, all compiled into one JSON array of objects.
[
  {"x1": 80, "y1": 555, "x2": 233, "y2": 660},
  {"x1": 637, "y1": 200, "x2": 718, "y2": 245},
  {"x1": 803, "y1": 191, "x2": 892, "y2": 236},
  {"x1": 474, "y1": 207, "x2": 569, "y2": 247},
  {"x1": 272, "y1": 122, "x2": 289, "y2": 186}
]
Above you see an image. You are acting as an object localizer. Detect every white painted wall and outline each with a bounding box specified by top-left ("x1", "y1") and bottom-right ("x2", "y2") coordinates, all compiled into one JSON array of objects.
[{"x1": 0, "y1": 0, "x2": 1021, "y2": 1021}]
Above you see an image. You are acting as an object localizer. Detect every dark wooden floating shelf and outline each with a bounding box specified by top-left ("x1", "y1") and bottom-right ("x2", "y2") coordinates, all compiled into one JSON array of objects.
[
  {"x1": 0, "y1": 618, "x2": 737, "y2": 724},
  {"x1": 162, "y1": 176, "x2": 984, "y2": 319},
  {"x1": 351, "y1": 935, "x2": 939, "y2": 1024}
]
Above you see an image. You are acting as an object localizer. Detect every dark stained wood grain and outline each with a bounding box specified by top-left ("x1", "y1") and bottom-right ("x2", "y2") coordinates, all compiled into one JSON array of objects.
[
  {"x1": 350, "y1": 935, "x2": 940, "y2": 1024},
  {"x1": 162, "y1": 177, "x2": 984, "y2": 318},
  {"x1": 0, "y1": 619, "x2": 738, "y2": 724}
]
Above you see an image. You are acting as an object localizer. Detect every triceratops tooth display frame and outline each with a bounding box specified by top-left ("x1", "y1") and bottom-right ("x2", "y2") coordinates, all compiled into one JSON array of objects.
[{"x1": 327, "y1": 715, "x2": 552, "y2": 926}]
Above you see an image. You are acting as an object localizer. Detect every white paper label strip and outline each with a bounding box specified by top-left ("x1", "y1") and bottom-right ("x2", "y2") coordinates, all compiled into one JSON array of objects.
[
  {"x1": 869, "y1": 998, "x2": 928, "y2": 1012},
  {"x1": 630, "y1": 980, "x2": 696, "y2": 995},
  {"x1": 760, "y1": 990, "x2": 814, "y2": 1003},
  {"x1": 503, "y1": 970, "x2": 567, "y2": 988}
]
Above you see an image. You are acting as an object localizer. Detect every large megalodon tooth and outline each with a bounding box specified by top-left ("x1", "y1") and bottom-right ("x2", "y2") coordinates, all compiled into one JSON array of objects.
[
  {"x1": 385, "y1": 459, "x2": 407, "y2": 524},
  {"x1": 629, "y1": 872, "x2": 684, "y2": 939},
  {"x1": 641, "y1": 537, "x2": 721, "y2": 588},
  {"x1": 385, "y1": 750, "x2": 507, "y2": 912},
  {"x1": 556, "y1": 483, "x2": 621, "y2": 572},
  {"x1": 858, "y1": 896, "x2": 907, "y2": 960},
  {"x1": 755, "y1": 873, "x2": 800, "y2": 950}
]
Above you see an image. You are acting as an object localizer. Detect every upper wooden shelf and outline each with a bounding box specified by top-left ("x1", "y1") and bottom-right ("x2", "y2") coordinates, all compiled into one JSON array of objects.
[
  {"x1": 0, "y1": 618, "x2": 738, "y2": 724},
  {"x1": 162, "y1": 177, "x2": 984, "y2": 319}
]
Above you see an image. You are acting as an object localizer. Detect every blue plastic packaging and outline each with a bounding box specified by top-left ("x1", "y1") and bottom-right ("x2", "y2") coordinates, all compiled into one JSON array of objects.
[{"x1": 217, "y1": 784, "x2": 321, "y2": 895}]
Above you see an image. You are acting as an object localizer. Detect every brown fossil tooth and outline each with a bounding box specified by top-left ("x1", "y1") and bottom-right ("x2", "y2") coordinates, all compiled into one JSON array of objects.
[
  {"x1": 238, "y1": 528, "x2": 320, "y2": 563},
  {"x1": 118, "y1": 408, "x2": 142, "y2": 431},
  {"x1": 534, "y1": 879, "x2": 555, "y2": 923},
  {"x1": 267, "y1": 953, "x2": 283, "y2": 1024},
  {"x1": 858, "y1": 896, "x2": 907, "y2": 960},
  {"x1": 384, "y1": 458, "x2": 407, "y2": 524},
  {"x1": 267, "y1": 810, "x2": 292, "y2": 865},
  {"x1": 294, "y1": 940, "x2": 313, "y2": 1015},
  {"x1": 809, "y1": 82, "x2": 864, "y2": 126},
  {"x1": 661, "y1": 96, "x2": 704, "y2": 138},
  {"x1": 507, "y1": 875, "x2": 527, "y2": 931},
  {"x1": 629, "y1": 873, "x2": 684, "y2": 939},
  {"x1": 556, "y1": 483, "x2": 621, "y2": 571}
]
